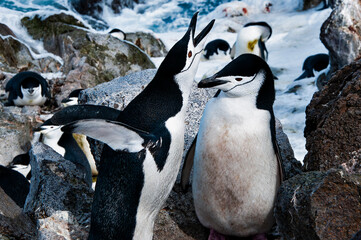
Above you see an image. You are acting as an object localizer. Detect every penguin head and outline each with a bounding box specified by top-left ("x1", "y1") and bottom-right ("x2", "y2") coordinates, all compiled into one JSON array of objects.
[
  {"x1": 198, "y1": 54, "x2": 274, "y2": 102},
  {"x1": 61, "y1": 89, "x2": 83, "y2": 107},
  {"x1": 21, "y1": 78, "x2": 41, "y2": 98},
  {"x1": 35, "y1": 120, "x2": 63, "y2": 140},
  {"x1": 156, "y1": 12, "x2": 215, "y2": 86},
  {"x1": 109, "y1": 28, "x2": 126, "y2": 40}
]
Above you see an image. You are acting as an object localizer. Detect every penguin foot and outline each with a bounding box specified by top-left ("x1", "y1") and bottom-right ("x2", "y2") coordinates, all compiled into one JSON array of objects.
[
  {"x1": 252, "y1": 233, "x2": 267, "y2": 240},
  {"x1": 208, "y1": 229, "x2": 226, "y2": 240}
]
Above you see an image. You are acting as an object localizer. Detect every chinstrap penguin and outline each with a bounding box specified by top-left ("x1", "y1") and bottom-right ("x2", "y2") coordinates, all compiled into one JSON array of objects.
[
  {"x1": 52, "y1": 12, "x2": 214, "y2": 240},
  {"x1": 231, "y1": 22, "x2": 272, "y2": 61},
  {"x1": 181, "y1": 54, "x2": 283, "y2": 240},
  {"x1": 203, "y1": 39, "x2": 231, "y2": 60},
  {"x1": 5, "y1": 71, "x2": 50, "y2": 106},
  {"x1": 35, "y1": 120, "x2": 93, "y2": 187},
  {"x1": 109, "y1": 28, "x2": 126, "y2": 40},
  {"x1": 294, "y1": 53, "x2": 329, "y2": 81},
  {"x1": 61, "y1": 89, "x2": 83, "y2": 107},
  {"x1": 0, "y1": 165, "x2": 30, "y2": 208}
]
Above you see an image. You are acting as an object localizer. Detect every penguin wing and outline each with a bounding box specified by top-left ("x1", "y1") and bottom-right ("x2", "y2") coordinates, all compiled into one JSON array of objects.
[
  {"x1": 50, "y1": 105, "x2": 121, "y2": 125},
  {"x1": 180, "y1": 135, "x2": 197, "y2": 191},
  {"x1": 62, "y1": 119, "x2": 161, "y2": 153}
]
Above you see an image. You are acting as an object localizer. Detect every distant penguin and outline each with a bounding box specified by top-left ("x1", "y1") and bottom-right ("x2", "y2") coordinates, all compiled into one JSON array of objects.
[
  {"x1": 5, "y1": 71, "x2": 50, "y2": 106},
  {"x1": 61, "y1": 89, "x2": 83, "y2": 107},
  {"x1": 181, "y1": 54, "x2": 283, "y2": 240},
  {"x1": 294, "y1": 53, "x2": 329, "y2": 81},
  {"x1": 109, "y1": 28, "x2": 126, "y2": 40},
  {"x1": 35, "y1": 120, "x2": 93, "y2": 187},
  {"x1": 203, "y1": 39, "x2": 231, "y2": 60},
  {"x1": 231, "y1": 21, "x2": 272, "y2": 61},
  {"x1": 0, "y1": 165, "x2": 30, "y2": 208},
  {"x1": 52, "y1": 12, "x2": 215, "y2": 240}
]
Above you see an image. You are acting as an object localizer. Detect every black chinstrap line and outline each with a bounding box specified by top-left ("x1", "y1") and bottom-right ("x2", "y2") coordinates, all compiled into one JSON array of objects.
[{"x1": 224, "y1": 74, "x2": 257, "y2": 92}]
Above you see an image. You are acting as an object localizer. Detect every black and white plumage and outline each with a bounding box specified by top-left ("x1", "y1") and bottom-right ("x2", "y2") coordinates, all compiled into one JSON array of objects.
[
  {"x1": 231, "y1": 22, "x2": 272, "y2": 61},
  {"x1": 181, "y1": 54, "x2": 283, "y2": 240},
  {"x1": 0, "y1": 165, "x2": 30, "y2": 208},
  {"x1": 50, "y1": 12, "x2": 214, "y2": 240},
  {"x1": 61, "y1": 89, "x2": 83, "y2": 107},
  {"x1": 109, "y1": 28, "x2": 126, "y2": 40},
  {"x1": 5, "y1": 71, "x2": 50, "y2": 106},
  {"x1": 203, "y1": 39, "x2": 230, "y2": 60},
  {"x1": 294, "y1": 53, "x2": 329, "y2": 81},
  {"x1": 34, "y1": 120, "x2": 93, "y2": 187}
]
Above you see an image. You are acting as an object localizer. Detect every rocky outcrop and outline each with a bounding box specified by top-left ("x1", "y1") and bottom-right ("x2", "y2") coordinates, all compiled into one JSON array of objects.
[
  {"x1": 21, "y1": 13, "x2": 155, "y2": 106},
  {"x1": 302, "y1": 0, "x2": 323, "y2": 10},
  {"x1": 126, "y1": 32, "x2": 168, "y2": 57},
  {"x1": 275, "y1": 169, "x2": 361, "y2": 240},
  {"x1": 0, "y1": 36, "x2": 61, "y2": 74},
  {"x1": 0, "y1": 23, "x2": 16, "y2": 38},
  {"x1": 25, "y1": 143, "x2": 93, "y2": 240},
  {"x1": 70, "y1": 0, "x2": 142, "y2": 17},
  {"x1": 304, "y1": 59, "x2": 361, "y2": 172},
  {"x1": 0, "y1": 186, "x2": 37, "y2": 239},
  {"x1": 0, "y1": 104, "x2": 40, "y2": 166},
  {"x1": 320, "y1": 0, "x2": 361, "y2": 75}
]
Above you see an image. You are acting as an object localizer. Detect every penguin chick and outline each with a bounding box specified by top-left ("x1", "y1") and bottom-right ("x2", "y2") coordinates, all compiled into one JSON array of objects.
[
  {"x1": 109, "y1": 28, "x2": 126, "y2": 40},
  {"x1": 57, "y1": 12, "x2": 215, "y2": 240},
  {"x1": 61, "y1": 89, "x2": 83, "y2": 107},
  {"x1": 182, "y1": 54, "x2": 283, "y2": 240},
  {"x1": 5, "y1": 71, "x2": 50, "y2": 106},
  {"x1": 231, "y1": 22, "x2": 272, "y2": 61},
  {"x1": 203, "y1": 39, "x2": 231, "y2": 60},
  {"x1": 0, "y1": 165, "x2": 30, "y2": 208},
  {"x1": 294, "y1": 53, "x2": 329, "y2": 81}
]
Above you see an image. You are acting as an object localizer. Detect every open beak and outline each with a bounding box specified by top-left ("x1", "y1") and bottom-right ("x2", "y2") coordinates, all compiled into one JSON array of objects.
[
  {"x1": 198, "y1": 74, "x2": 230, "y2": 88},
  {"x1": 188, "y1": 12, "x2": 215, "y2": 47}
]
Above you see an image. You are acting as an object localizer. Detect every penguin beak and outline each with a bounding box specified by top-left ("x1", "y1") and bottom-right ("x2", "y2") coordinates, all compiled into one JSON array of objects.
[
  {"x1": 198, "y1": 75, "x2": 230, "y2": 88},
  {"x1": 189, "y1": 12, "x2": 215, "y2": 48}
]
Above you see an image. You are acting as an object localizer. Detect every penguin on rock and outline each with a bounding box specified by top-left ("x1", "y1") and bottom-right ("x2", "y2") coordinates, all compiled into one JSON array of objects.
[
  {"x1": 48, "y1": 12, "x2": 215, "y2": 240},
  {"x1": 61, "y1": 89, "x2": 83, "y2": 107},
  {"x1": 5, "y1": 71, "x2": 50, "y2": 106},
  {"x1": 181, "y1": 54, "x2": 283, "y2": 240},
  {"x1": 231, "y1": 22, "x2": 272, "y2": 61}
]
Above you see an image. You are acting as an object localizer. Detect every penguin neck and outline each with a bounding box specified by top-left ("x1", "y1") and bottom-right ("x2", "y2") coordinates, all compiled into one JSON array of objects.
[
  {"x1": 42, "y1": 134, "x2": 66, "y2": 156},
  {"x1": 122, "y1": 73, "x2": 191, "y2": 132}
]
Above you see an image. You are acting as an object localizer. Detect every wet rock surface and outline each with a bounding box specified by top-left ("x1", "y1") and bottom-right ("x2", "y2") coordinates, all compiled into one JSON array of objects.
[
  {"x1": 320, "y1": 0, "x2": 361, "y2": 75},
  {"x1": 304, "y1": 59, "x2": 361, "y2": 172},
  {"x1": 275, "y1": 169, "x2": 361, "y2": 240}
]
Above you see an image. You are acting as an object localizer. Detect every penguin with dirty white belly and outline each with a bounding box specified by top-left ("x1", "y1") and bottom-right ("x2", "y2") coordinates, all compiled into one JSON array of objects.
[
  {"x1": 5, "y1": 71, "x2": 50, "y2": 106},
  {"x1": 48, "y1": 12, "x2": 215, "y2": 240},
  {"x1": 231, "y1": 22, "x2": 272, "y2": 61},
  {"x1": 181, "y1": 54, "x2": 283, "y2": 240}
]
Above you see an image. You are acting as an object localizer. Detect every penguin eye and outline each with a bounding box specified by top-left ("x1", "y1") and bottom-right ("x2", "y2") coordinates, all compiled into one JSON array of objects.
[
  {"x1": 235, "y1": 77, "x2": 243, "y2": 81},
  {"x1": 188, "y1": 51, "x2": 192, "y2": 58}
]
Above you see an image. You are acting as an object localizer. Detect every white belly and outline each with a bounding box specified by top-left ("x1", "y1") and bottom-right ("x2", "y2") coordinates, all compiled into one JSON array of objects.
[
  {"x1": 133, "y1": 112, "x2": 185, "y2": 240},
  {"x1": 192, "y1": 97, "x2": 280, "y2": 237},
  {"x1": 13, "y1": 94, "x2": 46, "y2": 106}
]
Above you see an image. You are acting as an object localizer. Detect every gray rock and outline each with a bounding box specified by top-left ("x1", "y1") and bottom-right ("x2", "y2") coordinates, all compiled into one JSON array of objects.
[
  {"x1": 0, "y1": 186, "x2": 37, "y2": 239},
  {"x1": 0, "y1": 23, "x2": 16, "y2": 38},
  {"x1": 302, "y1": 0, "x2": 323, "y2": 10},
  {"x1": 24, "y1": 143, "x2": 93, "y2": 240},
  {"x1": 0, "y1": 36, "x2": 61, "y2": 74},
  {"x1": 275, "y1": 119, "x2": 303, "y2": 180},
  {"x1": 126, "y1": 32, "x2": 168, "y2": 57},
  {"x1": 0, "y1": 105, "x2": 39, "y2": 166},
  {"x1": 320, "y1": 0, "x2": 361, "y2": 76},
  {"x1": 275, "y1": 169, "x2": 361, "y2": 240}
]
